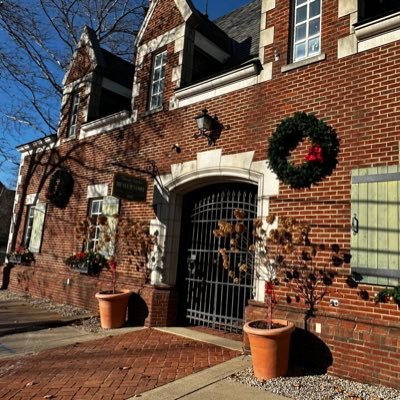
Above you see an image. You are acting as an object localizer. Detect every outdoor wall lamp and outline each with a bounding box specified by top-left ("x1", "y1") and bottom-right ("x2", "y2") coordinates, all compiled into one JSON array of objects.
[{"x1": 194, "y1": 109, "x2": 226, "y2": 146}]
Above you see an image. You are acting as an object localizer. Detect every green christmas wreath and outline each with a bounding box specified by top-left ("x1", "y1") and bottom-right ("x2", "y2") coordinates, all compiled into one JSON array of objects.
[
  {"x1": 46, "y1": 168, "x2": 74, "y2": 208},
  {"x1": 268, "y1": 112, "x2": 339, "y2": 189}
]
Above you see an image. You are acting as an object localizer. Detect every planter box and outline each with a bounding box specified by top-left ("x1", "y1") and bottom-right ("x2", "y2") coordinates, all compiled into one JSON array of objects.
[
  {"x1": 8, "y1": 255, "x2": 22, "y2": 264},
  {"x1": 75, "y1": 263, "x2": 89, "y2": 274}
]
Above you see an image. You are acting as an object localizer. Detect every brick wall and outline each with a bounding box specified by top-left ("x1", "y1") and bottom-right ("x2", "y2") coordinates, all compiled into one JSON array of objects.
[
  {"x1": 5, "y1": 0, "x2": 400, "y2": 387},
  {"x1": 140, "y1": 0, "x2": 183, "y2": 45}
]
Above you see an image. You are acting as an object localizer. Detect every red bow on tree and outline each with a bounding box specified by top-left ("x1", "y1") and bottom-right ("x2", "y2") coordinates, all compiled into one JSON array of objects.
[{"x1": 305, "y1": 144, "x2": 323, "y2": 162}]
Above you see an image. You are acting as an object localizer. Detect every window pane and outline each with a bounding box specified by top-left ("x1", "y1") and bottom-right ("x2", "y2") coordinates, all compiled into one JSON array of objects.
[
  {"x1": 152, "y1": 81, "x2": 160, "y2": 95},
  {"x1": 154, "y1": 68, "x2": 161, "y2": 81},
  {"x1": 296, "y1": 0, "x2": 306, "y2": 5},
  {"x1": 91, "y1": 201, "x2": 100, "y2": 214},
  {"x1": 309, "y1": 17, "x2": 320, "y2": 37},
  {"x1": 151, "y1": 96, "x2": 159, "y2": 109},
  {"x1": 308, "y1": 37, "x2": 320, "y2": 54},
  {"x1": 296, "y1": 5, "x2": 307, "y2": 23},
  {"x1": 155, "y1": 54, "x2": 163, "y2": 67},
  {"x1": 295, "y1": 23, "x2": 307, "y2": 41},
  {"x1": 310, "y1": 0, "x2": 321, "y2": 18},
  {"x1": 295, "y1": 42, "x2": 306, "y2": 59},
  {"x1": 24, "y1": 205, "x2": 36, "y2": 247}
]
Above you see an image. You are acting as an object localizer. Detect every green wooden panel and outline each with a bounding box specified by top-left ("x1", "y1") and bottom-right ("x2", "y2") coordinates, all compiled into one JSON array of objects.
[
  {"x1": 387, "y1": 180, "x2": 399, "y2": 271},
  {"x1": 367, "y1": 181, "x2": 378, "y2": 269},
  {"x1": 357, "y1": 182, "x2": 369, "y2": 270},
  {"x1": 351, "y1": 165, "x2": 400, "y2": 285},
  {"x1": 350, "y1": 182, "x2": 359, "y2": 267},
  {"x1": 377, "y1": 180, "x2": 388, "y2": 270}
]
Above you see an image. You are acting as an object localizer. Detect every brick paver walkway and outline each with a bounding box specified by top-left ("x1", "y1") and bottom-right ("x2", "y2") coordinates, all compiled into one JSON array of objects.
[{"x1": 0, "y1": 328, "x2": 239, "y2": 400}]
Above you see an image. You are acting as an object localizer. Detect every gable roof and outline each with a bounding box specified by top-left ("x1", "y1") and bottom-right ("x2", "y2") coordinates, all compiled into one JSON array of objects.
[{"x1": 63, "y1": 26, "x2": 133, "y2": 89}]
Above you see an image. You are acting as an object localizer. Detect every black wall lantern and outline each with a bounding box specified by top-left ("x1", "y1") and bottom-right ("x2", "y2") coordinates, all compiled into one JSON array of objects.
[{"x1": 194, "y1": 109, "x2": 226, "y2": 146}]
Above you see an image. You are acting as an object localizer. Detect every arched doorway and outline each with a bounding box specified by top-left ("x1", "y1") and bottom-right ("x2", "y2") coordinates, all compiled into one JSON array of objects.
[{"x1": 177, "y1": 182, "x2": 257, "y2": 333}]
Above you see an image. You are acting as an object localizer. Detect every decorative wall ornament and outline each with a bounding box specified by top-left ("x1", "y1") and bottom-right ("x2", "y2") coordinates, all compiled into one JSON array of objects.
[
  {"x1": 268, "y1": 112, "x2": 339, "y2": 189},
  {"x1": 46, "y1": 168, "x2": 74, "y2": 208}
]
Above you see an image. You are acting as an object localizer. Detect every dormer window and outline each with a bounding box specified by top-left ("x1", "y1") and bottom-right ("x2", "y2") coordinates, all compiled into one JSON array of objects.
[
  {"x1": 358, "y1": 0, "x2": 400, "y2": 25},
  {"x1": 68, "y1": 92, "x2": 80, "y2": 138},
  {"x1": 292, "y1": 0, "x2": 321, "y2": 62},
  {"x1": 149, "y1": 50, "x2": 167, "y2": 111}
]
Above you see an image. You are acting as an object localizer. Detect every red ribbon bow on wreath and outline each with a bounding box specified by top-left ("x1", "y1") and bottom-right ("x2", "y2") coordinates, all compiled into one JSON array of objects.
[{"x1": 305, "y1": 144, "x2": 323, "y2": 163}]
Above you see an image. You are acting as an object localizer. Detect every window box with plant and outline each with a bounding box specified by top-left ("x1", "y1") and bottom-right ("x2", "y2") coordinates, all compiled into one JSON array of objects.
[
  {"x1": 64, "y1": 250, "x2": 107, "y2": 275},
  {"x1": 7, "y1": 246, "x2": 35, "y2": 265}
]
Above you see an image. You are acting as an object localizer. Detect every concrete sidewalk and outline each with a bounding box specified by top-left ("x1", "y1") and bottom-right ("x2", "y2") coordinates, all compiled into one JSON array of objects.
[
  {"x1": 0, "y1": 294, "x2": 290, "y2": 400},
  {"x1": 133, "y1": 354, "x2": 288, "y2": 400},
  {"x1": 0, "y1": 298, "x2": 89, "y2": 336}
]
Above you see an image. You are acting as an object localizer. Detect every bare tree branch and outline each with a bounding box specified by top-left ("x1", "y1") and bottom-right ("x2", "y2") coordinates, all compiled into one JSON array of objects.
[{"x1": 0, "y1": 0, "x2": 146, "y2": 183}]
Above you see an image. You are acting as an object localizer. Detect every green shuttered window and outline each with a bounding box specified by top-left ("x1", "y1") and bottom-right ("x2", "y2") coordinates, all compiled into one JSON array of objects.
[{"x1": 351, "y1": 166, "x2": 400, "y2": 286}]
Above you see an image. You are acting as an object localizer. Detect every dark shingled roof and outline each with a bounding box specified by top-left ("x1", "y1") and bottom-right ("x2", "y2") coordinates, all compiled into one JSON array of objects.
[{"x1": 214, "y1": 0, "x2": 261, "y2": 64}]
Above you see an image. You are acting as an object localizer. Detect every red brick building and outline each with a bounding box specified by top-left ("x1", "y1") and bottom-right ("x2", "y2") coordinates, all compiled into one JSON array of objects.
[{"x1": 3, "y1": 0, "x2": 400, "y2": 387}]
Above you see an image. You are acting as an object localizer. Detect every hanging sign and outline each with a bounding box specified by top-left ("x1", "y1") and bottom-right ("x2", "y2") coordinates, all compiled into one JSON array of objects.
[{"x1": 112, "y1": 173, "x2": 147, "y2": 201}]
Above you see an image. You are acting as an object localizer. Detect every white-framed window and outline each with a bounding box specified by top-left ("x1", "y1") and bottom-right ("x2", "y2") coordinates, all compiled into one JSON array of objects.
[
  {"x1": 149, "y1": 50, "x2": 167, "y2": 111},
  {"x1": 293, "y1": 0, "x2": 321, "y2": 62},
  {"x1": 87, "y1": 198, "x2": 103, "y2": 252},
  {"x1": 23, "y1": 205, "x2": 36, "y2": 248},
  {"x1": 68, "y1": 92, "x2": 80, "y2": 138},
  {"x1": 85, "y1": 195, "x2": 119, "y2": 256}
]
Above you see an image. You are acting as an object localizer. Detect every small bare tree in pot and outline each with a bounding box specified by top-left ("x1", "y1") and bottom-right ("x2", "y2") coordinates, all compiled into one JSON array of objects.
[
  {"x1": 214, "y1": 212, "x2": 300, "y2": 380},
  {"x1": 96, "y1": 219, "x2": 158, "y2": 329},
  {"x1": 214, "y1": 213, "x2": 338, "y2": 380}
]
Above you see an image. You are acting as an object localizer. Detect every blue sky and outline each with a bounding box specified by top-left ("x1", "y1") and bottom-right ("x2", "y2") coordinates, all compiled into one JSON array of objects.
[
  {"x1": 193, "y1": 0, "x2": 252, "y2": 19},
  {"x1": 0, "y1": 0, "x2": 252, "y2": 189}
]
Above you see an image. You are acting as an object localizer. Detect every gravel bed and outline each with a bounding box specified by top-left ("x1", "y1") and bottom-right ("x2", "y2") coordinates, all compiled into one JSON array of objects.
[
  {"x1": 0, "y1": 289, "x2": 103, "y2": 333},
  {"x1": 230, "y1": 367, "x2": 400, "y2": 400}
]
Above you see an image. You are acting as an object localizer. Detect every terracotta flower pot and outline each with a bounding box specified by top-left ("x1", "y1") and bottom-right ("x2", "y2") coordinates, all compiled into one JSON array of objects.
[
  {"x1": 243, "y1": 319, "x2": 295, "y2": 380},
  {"x1": 95, "y1": 289, "x2": 132, "y2": 329}
]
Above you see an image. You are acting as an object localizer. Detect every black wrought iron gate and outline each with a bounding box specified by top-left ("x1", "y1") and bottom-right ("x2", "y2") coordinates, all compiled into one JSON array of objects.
[{"x1": 178, "y1": 183, "x2": 257, "y2": 333}]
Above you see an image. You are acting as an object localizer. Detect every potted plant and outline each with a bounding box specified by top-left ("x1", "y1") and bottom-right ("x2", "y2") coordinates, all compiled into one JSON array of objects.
[
  {"x1": 95, "y1": 257, "x2": 132, "y2": 329},
  {"x1": 214, "y1": 213, "x2": 306, "y2": 380},
  {"x1": 71, "y1": 210, "x2": 158, "y2": 328},
  {"x1": 94, "y1": 218, "x2": 157, "y2": 329}
]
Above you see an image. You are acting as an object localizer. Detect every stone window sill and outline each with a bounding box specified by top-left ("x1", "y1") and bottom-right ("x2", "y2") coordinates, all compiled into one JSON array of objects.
[
  {"x1": 281, "y1": 53, "x2": 326, "y2": 73},
  {"x1": 142, "y1": 106, "x2": 164, "y2": 117}
]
